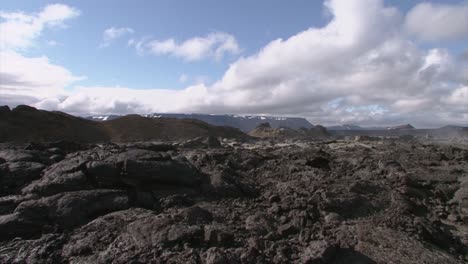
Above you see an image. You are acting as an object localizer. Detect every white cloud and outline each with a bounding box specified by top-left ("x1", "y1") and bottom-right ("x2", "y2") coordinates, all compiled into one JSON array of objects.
[
  {"x1": 405, "y1": 1, "x2": 468, "y2": 41},
  {"x1": 34, "y1": 85, "x2": 209, "y2": 116},
  {"x1": 2, "y1": 0, "x2": 468, "y2": 127},
  {"x1": 99, "y1": 27, "x2": 134, "y2": 48},
  {"x1": 0, "y1": 4, "x2": 80, "y2": 50},
  {"x1": 0, "y1": 50, "x2": 84, "y2": 101},
  {"x1": 140, "y1": 32, "x2": 240, "y2": 61},
  {"x1": 443, "y1": 86, "x2": 468, "y2": 109},
  {"x1": 0, "y1": 4, "x2": 83, "y2": 106}
]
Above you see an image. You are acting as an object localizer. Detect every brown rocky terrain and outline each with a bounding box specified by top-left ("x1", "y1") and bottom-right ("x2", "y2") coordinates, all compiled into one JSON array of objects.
[{"x1": 0, "y1": 136, "x2": 467, "y2": 263}]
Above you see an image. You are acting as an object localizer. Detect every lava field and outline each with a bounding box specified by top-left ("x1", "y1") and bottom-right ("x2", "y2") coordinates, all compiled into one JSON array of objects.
[{"x1": 0, "y1": 138, "x2": 467, "y2": 263}]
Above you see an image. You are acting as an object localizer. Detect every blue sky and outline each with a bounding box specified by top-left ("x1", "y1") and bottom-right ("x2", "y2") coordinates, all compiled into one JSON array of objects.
[
  {"x1": 1, "y1": 0, "x2": 330, "y2": 89},
  {"x1": 0, "y1": 0, "x2": 467, "y2": 127}
]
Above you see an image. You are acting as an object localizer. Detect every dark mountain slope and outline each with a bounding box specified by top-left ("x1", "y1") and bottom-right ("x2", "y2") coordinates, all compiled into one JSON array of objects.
[
  {"x1": 99, "y1": 114, "x2": 249, "y2": 142},
  {"x1": 0, "y1": 105, "x2": 108, "y2": 142},
  {"x1": 0, "y1": 106, "x2": 249, "y2": 143},
  {"x1": 249, "y1": 122, "x2": 329, "y2": 139},
  {"x1": 87, "y1": 113, "x2": 314, "y2": 131}
]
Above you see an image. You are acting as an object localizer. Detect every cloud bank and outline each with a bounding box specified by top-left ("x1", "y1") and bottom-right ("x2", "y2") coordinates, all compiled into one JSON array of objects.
[{"x1": 1, "y1": 0, "x2": 467, "y2": 127}]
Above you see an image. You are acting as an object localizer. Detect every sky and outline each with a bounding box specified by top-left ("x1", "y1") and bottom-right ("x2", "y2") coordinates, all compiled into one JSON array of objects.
[{"x1": 0, "y1": 0, "x2": 467, "y2": 127}]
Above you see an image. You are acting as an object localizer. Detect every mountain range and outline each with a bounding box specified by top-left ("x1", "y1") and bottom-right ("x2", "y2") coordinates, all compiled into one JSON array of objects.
[
  {"x1": 0, "y1": 105, "x2": 248, "y2": 143},
  {"x1": 327, "y1": 123, "x2": 416, "y2": 130},
  {"x1": 86, "y1": 113, "x2": 313, "y2": 132},
  {"x1": 2, "y1": 105, "x2": 466, "y2": 143}
]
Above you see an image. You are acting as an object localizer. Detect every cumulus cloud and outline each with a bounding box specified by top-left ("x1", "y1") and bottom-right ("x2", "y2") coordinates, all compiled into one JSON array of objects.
[
  {"x1": 135, "y1": 32, "x2": 241, "y2": 61},
  {"x1": 0, "y1": 4, "x2": 80, "y2": 50},
  {"x1": 0, "y1": 4, "x2": 83, "y2": 106},
  {"x1": 99, "y1": 27, "x2": 134, "y2": 48},
  {"x1": 2, "y1": 0, "x2": 468, "y2": 127},
  {"x1": 0, "y1": 50, "x2": 84, "y2": 102},
  {"x1": 443, "y1": 86, "x2": 468, "y2": 109},
  {"x1": 405, "y1": 1, "x2": 468, "y2": 41},
  {"x1": 34, "y1": 85, "x2": 210, "y2": 116}
]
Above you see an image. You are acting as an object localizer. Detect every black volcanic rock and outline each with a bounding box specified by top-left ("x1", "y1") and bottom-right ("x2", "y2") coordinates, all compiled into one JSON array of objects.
[
  {"x1": 0, "y1": 189, "x2": 129, "y2": 239},
  {"x1": 1, "y1": 161, "x2": 45, "y2": 193},
  {"x1": 0, "y1": 140, "x2": 467, "y2": 263},
  {"x1": 21, "y1": 146, "x2": 202, "y2": 196}
]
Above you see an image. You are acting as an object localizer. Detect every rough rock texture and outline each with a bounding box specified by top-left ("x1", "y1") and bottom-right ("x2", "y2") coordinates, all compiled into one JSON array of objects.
[{"x1": 0, "y1": 138, "x2": 467, "y2": 263}]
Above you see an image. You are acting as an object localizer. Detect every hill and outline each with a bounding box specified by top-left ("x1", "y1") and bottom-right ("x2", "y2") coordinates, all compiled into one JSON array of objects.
[
  {"x1": 0, "y1": 106, "x2": 249, "y2": 143},
  {"x1": 327, "y1": 124, "x2": 365, "y2": 130},
  {"x1": 87, "y1": 113, "x2": 313, "y2": 132},
  {"x1": 387, "y1": 124, "x2": 415, "y2": 130},
  {"x1": 100, "y1": 114, "x2": 249, "y2": 142},
  {"x1": 248, "y1": 122, "x2": 329, "y2": 139},
  {"x1": 0, "y1": 105, "x2": 108, "y2": 142}
]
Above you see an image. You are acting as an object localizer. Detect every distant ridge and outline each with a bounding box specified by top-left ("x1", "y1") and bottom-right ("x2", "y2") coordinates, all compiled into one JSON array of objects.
[
  {"x1": 248, "y1": 122, "x2": 329, "y2": 139},
  {"x1": 328, "y1": 124, "x2": 416, "y2": 131},
  {"x1": 0, "y1": 105, "x2": 108, "y2": 142},
  {"x1": 99, "y1": 114, "x2": 250, "y2": 142},
  {"x1": 0, "y1": 106, "x2": 249, "y2": 142},
  {"x1": 387, "y1": 124, "x2": 415, "y2": 130},
  {"x1": 86, "y1": 113, "x2": 313, "y2": 132},
  {"x1": 327, "y1": 124, "x2": 365, "y2": 130}
]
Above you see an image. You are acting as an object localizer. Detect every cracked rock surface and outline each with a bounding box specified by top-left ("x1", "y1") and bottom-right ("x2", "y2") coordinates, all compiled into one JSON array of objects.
[{"x1": 0, "y1": 139, "x2": 467, "y2": 263}]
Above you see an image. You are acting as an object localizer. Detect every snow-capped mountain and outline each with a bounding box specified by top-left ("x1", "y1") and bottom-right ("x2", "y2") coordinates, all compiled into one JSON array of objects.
[{"x1": 87, "y1": 115, "x2": 121, "y2": 121}]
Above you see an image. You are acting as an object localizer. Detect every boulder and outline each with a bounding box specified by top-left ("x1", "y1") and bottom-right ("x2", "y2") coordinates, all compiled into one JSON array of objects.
[
  {"x1": 301, "y1": 240, "x2": 337, "y2": 263},
  {"x1": 245, "y1": 212, "x2": 275, "y2": 235},
  {"x1": 1, "y1": 161, "x2": 45, "y2": 192},
  {"x1": 0, "y1": 189, "x2": 129, "y2": 239},
  {"x1": 0, "y1": 149, "x2": 39, "y2": 162},
  {"x1": 176, "y1": 206, "x2": 213, "y2": 225},
  {"x1": 62, "y1": 208, "x2": 155, "y2": 260},
  {"x1": 122, "y1": 156, "x2": 200, "y2": 187},
  {"x1": 22, "y1": 170, "x2": 90, "y2": 196},
  {"x1": 204, "y1": 224, "x2": 235, "y2": 246}
]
